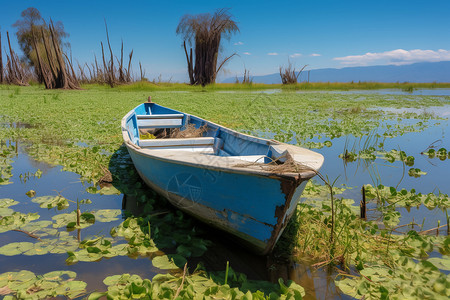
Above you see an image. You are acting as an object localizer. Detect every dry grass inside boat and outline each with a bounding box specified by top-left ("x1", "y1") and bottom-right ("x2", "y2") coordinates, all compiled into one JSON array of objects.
[
  {"x1": 140, "y1": 124, "x2": 208, "y2": 139},
  {"x1": 170, "y1": 124, "x2": 208, "y2": 138},
  {"x1": 235, "y1": 153, "x2": 313, "y2": 173}
]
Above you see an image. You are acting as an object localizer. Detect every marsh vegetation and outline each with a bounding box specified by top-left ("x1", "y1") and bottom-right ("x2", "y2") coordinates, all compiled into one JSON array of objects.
[{"x1": 0, "y1": 85, "x2": 449, "y2": 299}]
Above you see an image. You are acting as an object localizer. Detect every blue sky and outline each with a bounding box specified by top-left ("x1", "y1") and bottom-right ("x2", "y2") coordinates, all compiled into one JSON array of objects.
[{"x1": 1, "y1": 0, "x2": 450, "y2": 82}]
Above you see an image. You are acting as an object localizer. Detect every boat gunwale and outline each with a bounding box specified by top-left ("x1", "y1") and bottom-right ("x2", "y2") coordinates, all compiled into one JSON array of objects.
[{"x1": 121, "y1": 102, "x2": 323, "y2": 179}]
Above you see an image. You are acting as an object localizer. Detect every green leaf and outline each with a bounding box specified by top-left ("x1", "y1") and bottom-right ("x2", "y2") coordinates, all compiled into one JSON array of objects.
[
  {"x1": 94, "y1": 209, "x2": 121, "y2": 222},
  {"x1": 0, "y1": 198, "x2": 19, "y2": 208},
  {"x1": 0, "y1": 242, "x2": 34, "y2": 256},
  {"x1": 25, "y1": 190, "x2": 36, "y2": 197},
  {"x1": 88, "y1": 292, "x2": 107, "y2": 299},
  {"x1": 152, "y1": 255, "x2": 184, "y2": 270},
  {"x1": 32, "y1": 195, "x2": 69, "y2": 210},
  {"x1": 427, "y1": 257, "x2": 450, "y2": 271}
]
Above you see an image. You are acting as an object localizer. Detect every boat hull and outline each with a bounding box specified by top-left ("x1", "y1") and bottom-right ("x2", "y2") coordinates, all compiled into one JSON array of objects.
[{"x1": 126, "y1": 146, "x2": 309, "y2": 254}]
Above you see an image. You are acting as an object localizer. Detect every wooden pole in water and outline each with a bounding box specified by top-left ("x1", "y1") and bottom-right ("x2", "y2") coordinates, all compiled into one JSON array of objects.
[{"x1": 360, "y1": 186, "x2": 367, "y2": 219}]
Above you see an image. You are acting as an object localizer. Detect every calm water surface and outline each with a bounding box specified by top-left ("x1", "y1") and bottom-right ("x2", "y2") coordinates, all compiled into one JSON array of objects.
[{"x1": 1, "y1": 95, "x2": 449, "y2": 299}]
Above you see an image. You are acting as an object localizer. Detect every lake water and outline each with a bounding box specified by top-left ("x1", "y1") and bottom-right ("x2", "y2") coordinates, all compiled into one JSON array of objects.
[{"x1": 1, "y1": 92, "x2": 449, "y2": 299}]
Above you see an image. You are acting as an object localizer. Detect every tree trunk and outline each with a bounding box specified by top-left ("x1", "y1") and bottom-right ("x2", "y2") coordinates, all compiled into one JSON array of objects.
[
  {"x1": 6, "y1": 31, "x2": 28, "y2": 86},
  {"x1": 49, "y1": 21, "x2": 69, "y2": 88},
  {"x1": 32, "y1": 32, "x2": 50, "y2": 88},
  {"x1": 127, "y1": 50, "x2": 133, "y2": 82}
]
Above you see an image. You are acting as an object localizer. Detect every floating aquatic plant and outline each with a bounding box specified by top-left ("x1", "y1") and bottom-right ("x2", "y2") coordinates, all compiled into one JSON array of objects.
[
  {"x1": 335, "y1": 255, "x2": 450, "y2": 299},
  {"x1": 422, "y1": 147, "x2": 450, "y2": 160},
  {"x1": 32, "y1": 195, "x2": 69, "y2": 210},
  {"x1": 364, "y1": 184, "x2": 449, "y2": 210},
  {"x1": 88, "y1": 266, "x2": 305, "y2": 300},
  {"x1": 0, "y1": 270, "x2": 86, "y2": 299},
  {"x1": 408, "y1": 168, "x2": 427, "y2": 177}
]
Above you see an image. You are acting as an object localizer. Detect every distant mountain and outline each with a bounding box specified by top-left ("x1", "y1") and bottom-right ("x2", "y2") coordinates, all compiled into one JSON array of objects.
[{"x1": 223, "y1": 61, "x2": 450, "y2": 84}]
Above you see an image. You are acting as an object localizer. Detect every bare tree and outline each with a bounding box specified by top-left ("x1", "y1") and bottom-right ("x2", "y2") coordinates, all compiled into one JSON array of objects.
[
  {"x1": 279, "y1": 60, "x2": 307, "y2": 84},
  {"x1": 5, "y1": 31, "x2": 29, "y2": 85},
  {"x1": 235, "y1": 68, "x2": 252, "y2": 84},
  {"x1": 12, "y1": 7, "x2": 68, "y2": 83},
  {"x1": 139, "y1": 62, "x2": 146, "y2": 81},
  {"x1": 32, "y1": 21, "x2": 79, "y2": 89},
  {"x1": 242, "y1": 68, "x2": 252, "y2": 84},
  {"x1": 176, "y1": 8, "x2": 239, "y2": 86},
  {"x1": 98, "y1": 21, "x2": 134, "y2": 87}
]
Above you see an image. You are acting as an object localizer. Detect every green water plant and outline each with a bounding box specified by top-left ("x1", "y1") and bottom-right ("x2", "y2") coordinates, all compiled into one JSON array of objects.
[
  {"x1": 32, "y1": 195, "x2": 69, "y2": 210},
  {"x1": 0, "y1": 143, "x2": 15, "y2": 185},
  {"x1": 364, "y1": 184, "x2": 449, "y2": 210},
  {"x1": 88, "y1": 266, "x2": 305, "y2": 300},
  {"x1": 66, "y1": 237, "x2": 128, "y2": 264},
  {"x1": 0, "y1": 270, "x2": 87, "y2": 299},
  {"x1": 381, "y1": 149, "x2": 415, "y2": 165},
  {"x1": 0, "y1": 231, "x2": 79, "y2": 256},
  {"x1": 408, "y1": 168, "x2": 427, "y2": 177},
  {"x1": 422, "y1": 148, "x2": 450, "y2": 160},
  {"x1": 18, "y1": 169, "x2": 42, "y2": 183},
  {"x1": 0, "y1": 198, "x2": 19, "y2": 216},
  {"x1": 0, "y1": 212, "x2": 40, "y2": 233},
  {"x1": 335, "y1": 255, "x2": 450, "y2": 299}
]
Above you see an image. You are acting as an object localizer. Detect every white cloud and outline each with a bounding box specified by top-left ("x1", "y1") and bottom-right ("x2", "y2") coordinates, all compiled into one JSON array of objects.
[
  {"x1": 267, "y1": 52, "x2": 278, "y2": 56},
  {"x1": 234, "y1": 41, "x2": 244, "y2": 45},
  {"x1": 310, "y1": 53, "x2": 321, "y2": 57},
  {"x1": 334, "y1": 49, "x2": 450, "y2": 66},
  {"x1": 289, "y1": 53, "x2": 302, "y2": 58},
  {"x1": 243, "y1": 52, "x2": 251, "y2": 55}
]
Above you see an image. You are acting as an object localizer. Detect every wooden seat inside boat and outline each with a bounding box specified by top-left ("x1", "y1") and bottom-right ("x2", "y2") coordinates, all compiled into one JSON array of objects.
[
  {"x1": 138, "y1": 137, "x2": 216, "y2": 154},
  {"x1": 138, "y1": 137, "x2": 215, "y2": 147},
  {"x1": 136, "y1": 114, "x2": 184, "y2": 129}
]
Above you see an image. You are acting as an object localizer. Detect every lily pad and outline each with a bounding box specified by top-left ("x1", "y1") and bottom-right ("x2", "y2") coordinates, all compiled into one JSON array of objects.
[
  {"x1": 0, "y1": 212, "x2": 40, "y2": 233},
  {"x1": 428, "y1": 257, "x2": 450, "y2": 271},
  {"x1": 0, "y1": 207, "x2": 14, "y2": 216},
  {"x1": 66, "y1": 237, "x2": 128, "y2": 264},
  {"x1": 0, "y1": 199, "x2": 19, "y2": 208},
  {"x1": 87, "y1": 185, "x2": 121, "y2": 195},
  {"x1": 0, "y1": 233, "x2": 79, "y2": 256},
  {"x1": 32, "y1": 195, "x2": 69, "y2": 210},
  {"x1": 0, "y1": 270, "x2": 86, "y2": 299},
  {"x1": 0, "y1": 242, "x2": 34, "y2": 256},
  {"x1": 94, "y1": 209, "x2": 121, "y2": 222},
  {"x1": 151, "y1": 254, "x2": 186, "y2": 270},
  {"x1": 52, "y1": 211, "x2": 94, "y2": 229}
]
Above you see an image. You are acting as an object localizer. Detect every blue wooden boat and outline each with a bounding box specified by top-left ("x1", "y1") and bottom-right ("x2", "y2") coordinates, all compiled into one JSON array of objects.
[{"x1": 121, "y1": 101, "x2": 324, "y2": 255}]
